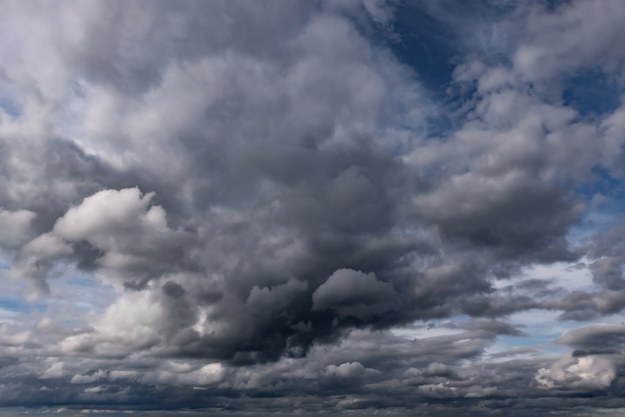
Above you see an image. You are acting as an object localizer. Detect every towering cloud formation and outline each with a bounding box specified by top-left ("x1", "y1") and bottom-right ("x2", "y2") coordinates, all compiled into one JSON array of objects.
[{"x1": 1, "y1": 1, "x2": 625, "y2": 415}]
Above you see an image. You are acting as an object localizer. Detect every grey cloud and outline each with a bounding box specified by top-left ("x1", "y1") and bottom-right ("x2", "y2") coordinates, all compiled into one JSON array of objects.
[
  {"x1": 16, "y1": 187, "x2": 194, "y2": 292},
  {"x1": 312, "y1": 269, "x2": 399, "y2": 319},
  {"x1": 549, "y1": 221, "x2": 625, "y2": 319},
  {"x1": 558, "y1": 323, "x2": 625, "y2": 351},
  {"x1": 534, "y1": 323, "x2": 625, "y2": 392},
  {"x1": 0, "y1": 208, "x2": 35, "y2": 249},
  {"x1": 514, "y1": 0, "x2": 625, "y2": 83},
  {"x1": 535, "y1": 355, "x2": 620, "y2": 391},
  {"x1": 443, "y1": 318, "x2": 525, "y2": 336},
  {"x1": 587, "y1": 222, "x2": 625, "y2": 290}
]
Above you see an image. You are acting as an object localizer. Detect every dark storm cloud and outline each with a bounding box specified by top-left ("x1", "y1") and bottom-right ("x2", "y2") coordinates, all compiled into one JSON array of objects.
[
  {"x1": 0, "y1": 0, "x2": 533, "y2": 363},
  {"x1": 312, "y1": 268, "x2": 400, "y2": 318},
  {"x1": 1, "y1": 0, "x2": 625, "y2": 415}
]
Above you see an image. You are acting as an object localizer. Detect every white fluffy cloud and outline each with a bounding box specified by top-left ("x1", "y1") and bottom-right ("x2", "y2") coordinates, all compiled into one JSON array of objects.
[{"x1": 536, "y1": 355, "x2": 618, "y2": 390}]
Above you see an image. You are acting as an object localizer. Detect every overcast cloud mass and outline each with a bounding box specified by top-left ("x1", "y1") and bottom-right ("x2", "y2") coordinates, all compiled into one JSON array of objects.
[{"x1": 1, "y1": 0, "x2": 625, "y2": 415}]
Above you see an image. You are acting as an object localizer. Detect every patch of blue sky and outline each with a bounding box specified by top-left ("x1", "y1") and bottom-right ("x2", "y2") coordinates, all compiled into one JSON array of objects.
[
  {"x1": 0, "y1": 248, "x2": 15, "y2": 267},
  {"x1": 390, "y1": 1, "x2": 516, "y2": 83},
  {"x1": 568, "y1": 165, "x2": 625, "y2": 245},
  {"x1": 495, "y1": 333, "x2": 561, "y2": 351},
  {"x1": 365, "y1": 3, "x2": 519, "y2": 140},
  {"x1": 568, "y1": 208, "x2": 622, "y2": 248},
  {"x1": 392, "y1": 315, "x2": 474, "y2": 341},
  {"x1": 0, "y1": 96, "x2": 20, "y2": 118},
  {"x1": 535, "y1": 260, "x2": 593, "y2": 291},
  {"x1": 580, "y1": 166, "x2": 625, "y2": 200},
  {"x1": 501, "y1": 309, "x2": 625, "y2": 357},
  {"x1": 485, "y1": 313, "x2": 564, "y2": 359},
  {"x1": 0, "y1": 263, "x2": 46, "y2": 316},
  {"x1": 507, "y1": 309, "x2": 568, "y2": 335},
  {"x1": 562, "y1": 69, "x2": 621, "y2": 118},
  {"x1": 0, "y1": 296, "x2": 46, "y2": 314},
  {"x1": 67, "y1": 276, "x2": 99, "y2": 287},
  {"x1": 374, "y1": 3, "x2": 463, "y2": 138},
  {"x1": 57, "y1": 78, "x2": 88, "y2": 141},
  {"x1": 389, "y1": 6, "x2": 457, "y2": 95},
  {"x1": 0, "y1": 76, "x2": 22, "y2": 119},
  {"x1": 49, "y1": 273, "x2": 115, "y2": 316}
]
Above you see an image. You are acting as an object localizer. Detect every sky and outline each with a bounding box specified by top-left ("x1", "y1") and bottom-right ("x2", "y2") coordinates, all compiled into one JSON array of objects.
[{"x1": 1, "y1": 0, "x2": 625, "y2": 415}]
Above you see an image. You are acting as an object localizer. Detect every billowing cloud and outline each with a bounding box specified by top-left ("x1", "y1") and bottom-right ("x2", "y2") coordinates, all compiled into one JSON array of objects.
[{"x1": 312, "y1": 269, "x2": 399, "y2": 319}]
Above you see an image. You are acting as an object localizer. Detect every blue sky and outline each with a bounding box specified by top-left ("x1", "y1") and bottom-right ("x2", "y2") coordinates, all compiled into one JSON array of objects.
[{"x1": 1, "y1": 1, "x2": 625, "y2": 416}]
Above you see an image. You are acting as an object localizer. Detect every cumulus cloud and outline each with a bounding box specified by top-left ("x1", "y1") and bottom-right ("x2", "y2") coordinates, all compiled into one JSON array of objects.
[
  {"x1": 535, "y1": 323, "x2": 625, "y2": 393},
  {"x1": 536, "y1": 356, "x2": 618, "y2": 390}
]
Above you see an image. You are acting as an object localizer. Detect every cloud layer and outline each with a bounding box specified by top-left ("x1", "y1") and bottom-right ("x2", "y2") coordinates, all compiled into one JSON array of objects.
[{"x1": 1, "y1": 0, "x2": 625, "y2": 415}]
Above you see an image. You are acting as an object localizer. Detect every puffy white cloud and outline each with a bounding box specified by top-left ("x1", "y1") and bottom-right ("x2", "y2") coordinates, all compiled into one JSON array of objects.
[
  {"x1": 325, "y1": 361, "x2": 380, "y2": 378},
  {"x1": 536, "y1": 355, "x2": 618, "y2": 390},
  {"x1": 60, "y1": 287, "x2": 166, "y2": 357}
]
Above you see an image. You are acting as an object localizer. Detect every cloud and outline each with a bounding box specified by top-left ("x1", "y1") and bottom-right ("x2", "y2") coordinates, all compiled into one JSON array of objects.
[
  {"x1": 1, "y1": 0, "x2": 625, "y2": 415},
  {"x1": 312, "y1": 269, "x2": 399, "y2": 319},
  {"x1": 514, "y1": 0, "x2": 625, "y2": 83},
  {"x1": 535, "y1": 323, "x2": 625, "y2": 392},
  {"x1": 59, "y1": 287, "x2": 168, "y2": 357},
  {"x1": 536, "y1": 356, "x2": 618, "y2": 390},
  {"x1": 558, "y1": 323, "x2": 625, "y2": 353},
  {"x1": 325, "y1": 361, "x2": 377, "y2": 378},
  {"x1": 0, "y1": 208, "x2": 35, "y2": 248}
]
